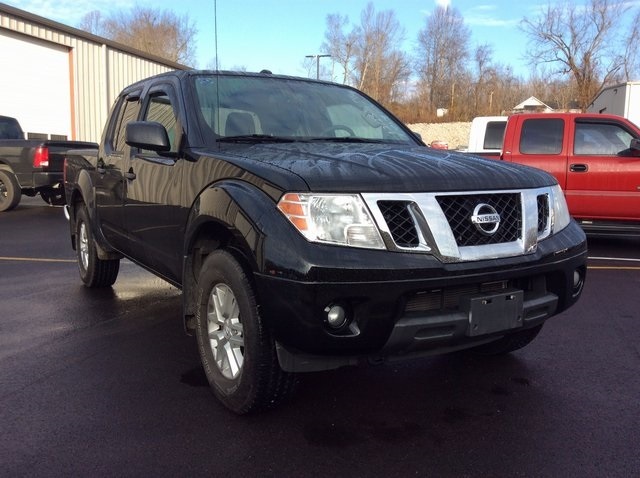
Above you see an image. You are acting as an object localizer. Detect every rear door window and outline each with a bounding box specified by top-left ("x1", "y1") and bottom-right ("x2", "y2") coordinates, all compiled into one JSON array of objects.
[
  {"x1": 519, "y1": 118, "x2": 564, "y2": 154},
  {"x1": 108, "y1": 95, "x2": 140, "y2": 154}
]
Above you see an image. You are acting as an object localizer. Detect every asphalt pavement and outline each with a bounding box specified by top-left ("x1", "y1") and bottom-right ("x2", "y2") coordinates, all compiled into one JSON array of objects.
[{"x1": 1, "y1": 196, "x2": 639, "y2": 477}]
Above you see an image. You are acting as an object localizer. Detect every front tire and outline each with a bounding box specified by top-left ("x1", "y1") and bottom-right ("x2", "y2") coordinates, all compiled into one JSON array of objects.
[
  {"x1": 75, "y1": 205, "x2": 120, "y2": 287},
  {"x1": 195, "y1": 250, "x2": 295, "y2": 414},
  {"x1": 0, "y1": 170, "x2": 21, "y2": 212}
]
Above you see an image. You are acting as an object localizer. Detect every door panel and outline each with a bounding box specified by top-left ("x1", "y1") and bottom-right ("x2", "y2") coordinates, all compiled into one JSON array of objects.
[
  {"x1": 123, "y1": 88, "x2": 186, "y2": 283},
  {"x1": 566, "y1": 121, "x2": 640, "y2": 220},
  {"x1": 96, "y1": 95, "x2": 139, "y2": 252},
  {"x1": 506, "y1": 117, "x2": 569, "y2": 188},
  {"x1": 124, "y1": 154, "x2": 185, "y2": 281}
]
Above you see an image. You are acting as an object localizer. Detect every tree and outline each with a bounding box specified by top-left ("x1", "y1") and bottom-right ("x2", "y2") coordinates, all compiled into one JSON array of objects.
[
  {"x1": 415, "y1": 5, "x2": 471, "y2": 119},
  {"x1": 79, "y1": 6, "x2": 197, "y2": 66},
  {"x1": 78, "y1": 11, "x2": 103, "y2": 36},
  {"x1": 321, "y1": 14, "x2": 359, "y2": 84},
  {"x1": 622, "y1": 10, "x2": 640, "y2": 80},
  {"x1": 321, "y1": 3, "x2": 410, "y2": 106},
  {"x1": 472, "y1": 44, "x2": 494, "y2": 116},
  {"x1": 521, "y1": 0, "x2": 639, "y2": 111}
]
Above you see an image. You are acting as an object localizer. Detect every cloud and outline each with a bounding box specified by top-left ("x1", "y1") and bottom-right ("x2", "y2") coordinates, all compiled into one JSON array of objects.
[
  {"x1": 463, "y1": 4, "x2": 520, "y2": 28},
  {"x1": 4, "y1": 0, "x2": 138, "y2": 26}
]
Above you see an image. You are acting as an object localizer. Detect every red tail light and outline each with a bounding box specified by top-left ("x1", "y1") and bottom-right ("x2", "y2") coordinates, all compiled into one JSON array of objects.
[{"x1": 33, "y1": 146, "x2": 50, "y2": 168}]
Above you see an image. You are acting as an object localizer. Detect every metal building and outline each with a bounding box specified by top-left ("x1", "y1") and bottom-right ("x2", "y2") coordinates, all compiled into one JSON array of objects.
[
  {"x1": 588, "y1": 82, "x2": 640, "y2": 128},
  {"x1": 0, "y1": 3, "x2": 187, "y2": 143}
]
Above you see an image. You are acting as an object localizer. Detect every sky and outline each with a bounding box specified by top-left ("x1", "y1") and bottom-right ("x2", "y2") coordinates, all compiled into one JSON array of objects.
[{"x1": 4, "y1": 0, "x2": 574, "y2": 78}]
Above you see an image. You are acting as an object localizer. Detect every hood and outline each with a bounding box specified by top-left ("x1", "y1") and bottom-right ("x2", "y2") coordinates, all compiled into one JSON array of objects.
[{"x1": 220, "y1": 142, "x2": 557, "y2": 193}]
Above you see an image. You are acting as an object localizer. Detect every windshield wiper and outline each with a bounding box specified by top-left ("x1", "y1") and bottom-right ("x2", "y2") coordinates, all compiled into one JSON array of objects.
[
  {"x1": 307, "y1": 137, "x2": 387, "y2": 143},
  {"x1": 218, "y1": 134, "x2": 295, "y2": 143}
]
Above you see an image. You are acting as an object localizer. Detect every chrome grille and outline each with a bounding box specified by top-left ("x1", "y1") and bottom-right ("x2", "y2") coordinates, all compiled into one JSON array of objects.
[
  {"x1": 436, "y1": 194, "x2": 521, "y2": 246},
  {"x1": 378, "y1": 201, "x2": 419, "y2": 247},
  {"x1": 537, "y1": 194, "x2": 549, "y2": 234},
  {"x1": 362, "y1": 187, "x2": 554, "y2": 263}
]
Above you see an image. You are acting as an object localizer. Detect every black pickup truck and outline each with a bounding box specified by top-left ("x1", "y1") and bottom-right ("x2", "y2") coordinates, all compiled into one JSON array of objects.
[
  {"x1": 63, "y1": 70, "x2": 587, "y2": 414},
  {"x1": 0, "y1": 115, "x2": 96, "y2": 211}
]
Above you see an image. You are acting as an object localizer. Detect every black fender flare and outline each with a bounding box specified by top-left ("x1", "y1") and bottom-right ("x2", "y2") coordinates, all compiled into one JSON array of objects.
[
  {"x1": 68, "y1": 168, "x2": 121, "y2": 260},
  {"x1": 181, "y1": 179, "x2": 289, "y2": 333}
]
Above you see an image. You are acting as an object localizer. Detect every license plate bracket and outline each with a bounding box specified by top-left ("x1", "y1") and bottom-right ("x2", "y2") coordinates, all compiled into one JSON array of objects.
[{"x1": 463, "y1": 289, "x2": 524, "y2": 337}]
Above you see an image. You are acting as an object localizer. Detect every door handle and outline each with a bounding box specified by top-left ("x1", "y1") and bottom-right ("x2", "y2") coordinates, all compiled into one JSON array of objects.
[
  {"x1": 125, "y1": 170, "x2": 136, "y2": 180},
  {"x1": 570, "y1": 164, "x2": 588, "y2": 172}
]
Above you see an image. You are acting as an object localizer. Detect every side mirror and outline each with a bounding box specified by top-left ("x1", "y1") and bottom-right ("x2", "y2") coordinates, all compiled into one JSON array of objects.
[
  {"x1": 126, "y1": 121, "x2": 171, "y2": 152},
  {"x1": 630, "y1": 138, "x2": 640, "y2": 157}
]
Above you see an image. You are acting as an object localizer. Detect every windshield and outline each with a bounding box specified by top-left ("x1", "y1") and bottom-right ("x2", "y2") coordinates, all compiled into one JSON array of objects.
[{"x1": 192, "y1": 74, "x2": 416, "y2": 146}]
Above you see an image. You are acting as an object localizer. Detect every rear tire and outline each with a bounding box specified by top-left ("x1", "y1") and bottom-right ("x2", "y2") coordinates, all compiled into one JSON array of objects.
[
  {"x1": 471, "y1": 324, "x2": 543, "y2": 355},
  {"x1": 75, "y1": 205, "x2": 120, "y2": 287},
  {"x1": 0, "y1": 170, "x2": 21, "y2": 212},
  {"x1": 195, "y1": 250, "x2": 296, "y2": 414}
]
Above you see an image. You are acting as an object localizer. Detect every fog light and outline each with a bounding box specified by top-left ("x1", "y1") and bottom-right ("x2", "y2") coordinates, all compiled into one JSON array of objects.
[{"x1": 325, "y1": 304, "x2": 347, "y2": 329}]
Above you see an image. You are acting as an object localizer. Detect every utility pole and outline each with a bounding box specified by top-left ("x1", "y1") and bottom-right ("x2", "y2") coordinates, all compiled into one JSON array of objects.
[{"x1": 305, "y1": 54, "x2": 331, "y2": 80}]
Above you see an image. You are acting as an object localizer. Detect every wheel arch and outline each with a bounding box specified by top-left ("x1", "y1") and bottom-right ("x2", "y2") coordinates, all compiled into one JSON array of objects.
[
  {"x1": 67, "y1": 172, "x2": 121, "y2": 261},
  {"x1": 0, "y1": 163, "x2": 19, "y2": 188},
  {"x1": 181, "y1": 180, "x2": 281, "y2": 334}
]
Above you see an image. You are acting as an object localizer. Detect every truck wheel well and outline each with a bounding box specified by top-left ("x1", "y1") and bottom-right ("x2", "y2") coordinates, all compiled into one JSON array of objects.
[
  {"x1": 183, "y1": 222, "x2": 256, "y2": 334},
  {"x1": 70, "y1": 192, "x2": 85, "y2": 224}
]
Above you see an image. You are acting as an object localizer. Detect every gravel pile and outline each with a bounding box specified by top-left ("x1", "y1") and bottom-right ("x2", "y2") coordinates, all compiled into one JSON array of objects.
[{"x1": 407, "y1": 122, "x2": 472, "y2": 150}]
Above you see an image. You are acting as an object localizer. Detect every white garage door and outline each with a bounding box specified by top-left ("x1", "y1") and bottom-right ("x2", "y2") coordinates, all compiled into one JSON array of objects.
[{"x1": 0, "y1": 31, "x2": 72, "y2": 139}]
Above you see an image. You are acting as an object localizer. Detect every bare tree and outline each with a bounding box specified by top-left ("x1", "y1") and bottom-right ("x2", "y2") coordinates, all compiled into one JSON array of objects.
[
  {"x1": 78, "y1": 11, "x2": 104, "y2": 36},
  {"x1": 521, "y1": 0, "x2": 638, "y2": 111},
  {"x1": 415, "y1": 5, "x2": 471, "y2": 119},
  {"x1": 622, "y1": 9, "x2": 640, "y2": 81},
  {"x1": 321, "y1": 14, "x2": 359, "y2": 84},
  {"x1": 353, "y1": 4, "x2": 410, "y2": 104},
  {"x1": 472, "y1": 44, "x2": 495, "y2": 116},
  {"x1": 321, "y1": 3, "x2": 410, "y2": 106},
  {"x1": 79, "y1": 6, "x2": 197, "y2": 66}
]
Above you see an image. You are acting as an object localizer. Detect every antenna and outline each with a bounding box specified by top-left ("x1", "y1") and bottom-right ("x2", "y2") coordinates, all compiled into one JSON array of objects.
[
  {"x1": 214, "y1": 0, "x2": 221, "y2": 151},
  {"x1": 214, "y1": 0, "x2": 219, "y2": 71}
]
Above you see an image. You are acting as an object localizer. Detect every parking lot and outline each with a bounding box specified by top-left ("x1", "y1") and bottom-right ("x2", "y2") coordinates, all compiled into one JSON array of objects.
[{"x1": 1, "y1": 196, "x2": 639, "y2": 477}]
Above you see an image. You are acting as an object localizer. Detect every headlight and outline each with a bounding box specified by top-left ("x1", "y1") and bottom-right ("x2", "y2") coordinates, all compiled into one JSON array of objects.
[
  {"x1": 550, "y1": 184, "x2": 571, "y2": 233},
  {"x1": 277, "y1": 193, "x2": 386, "y2": 249}
]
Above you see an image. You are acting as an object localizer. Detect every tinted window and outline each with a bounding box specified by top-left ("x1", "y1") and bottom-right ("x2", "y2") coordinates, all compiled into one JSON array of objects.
[
  {"x1": 143, "y1": 93, "x2": 178, "y2": 153},
  {"x1": 0, "y1": 117, "x2": 23, "y2": 140},
  {"x1": 574, "y1": 122, "x2": 634, "y2": 155},
  {"x1": 483, "y1": 121, "x2": 506, "y2": 150},
  {"x1": 519, "y1": 118, "x2": 564, "y2": 154},
  {"x1": 113, "y1": 97, "x2": 140, "y2": 153}
]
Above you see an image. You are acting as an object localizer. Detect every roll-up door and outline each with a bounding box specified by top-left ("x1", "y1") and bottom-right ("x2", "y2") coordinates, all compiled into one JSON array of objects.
[{"x1": 0, "y1": 30, "x2": 72, "y2": 139}]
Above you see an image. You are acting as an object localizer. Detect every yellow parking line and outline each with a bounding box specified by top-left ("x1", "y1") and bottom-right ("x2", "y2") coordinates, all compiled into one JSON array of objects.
[
  {"x1": 0, "y1": 256, "x2": 76, "y2": 264},
  {"x1": 588, "y1": 265, "x2": 640, "y2": 271}
]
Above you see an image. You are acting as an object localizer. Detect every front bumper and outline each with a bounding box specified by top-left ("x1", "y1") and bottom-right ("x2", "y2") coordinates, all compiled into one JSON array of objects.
[{"x1": 254, "y1": 221, "x2": 587, "y2": 372}]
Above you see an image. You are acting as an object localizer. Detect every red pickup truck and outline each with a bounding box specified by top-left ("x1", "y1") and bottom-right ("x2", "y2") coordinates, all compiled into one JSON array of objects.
[{"x1": 476, "y1": 113, "x2": 640, "y2": 235}]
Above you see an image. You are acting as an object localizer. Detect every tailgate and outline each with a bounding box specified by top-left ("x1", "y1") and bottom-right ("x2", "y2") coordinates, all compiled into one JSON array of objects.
[{"x1": 42, "y1": 141, "x2": 98, "y2": 172}]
